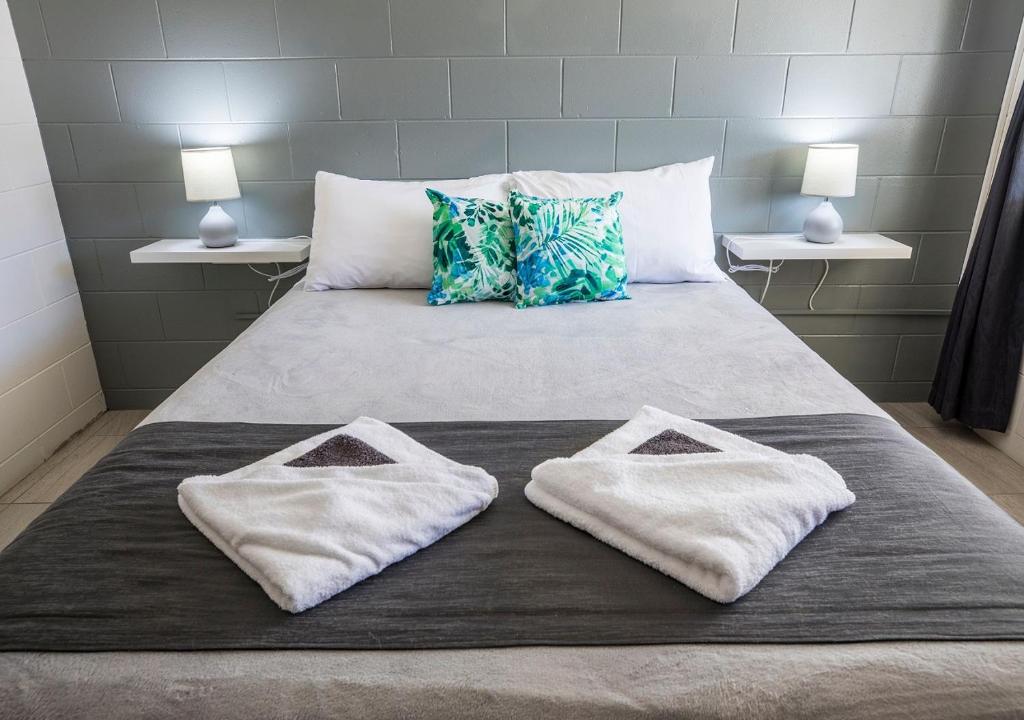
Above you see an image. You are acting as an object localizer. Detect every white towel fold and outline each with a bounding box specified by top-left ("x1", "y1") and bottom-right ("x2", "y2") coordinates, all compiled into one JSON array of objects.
[
  {"x1": 178, "y1": 417, "x2": 498, "y2": 613},
  {"x1": 525, "y1": 406, "x2": 855, "y2": 603}
]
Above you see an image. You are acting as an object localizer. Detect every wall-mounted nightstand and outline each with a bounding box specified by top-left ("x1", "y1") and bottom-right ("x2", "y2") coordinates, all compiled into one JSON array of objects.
[
  {"x1": 129, "y1": 238, "x2": 310, "y2": 265},
  {"x1": 130, "y1": 237, "x2": 311, "y2": 307},
  {"x1": 720, "y1": 233, "x2": 913, "y2": 310}
]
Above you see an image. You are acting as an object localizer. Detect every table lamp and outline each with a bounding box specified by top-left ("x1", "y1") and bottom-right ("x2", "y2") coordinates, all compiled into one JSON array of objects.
[
  {"x1": 181, "y1": 147, "x2": 241, "y2": 248},
  {"x1": 800, "y1": 143, "x2": 859, "y2": 244}
]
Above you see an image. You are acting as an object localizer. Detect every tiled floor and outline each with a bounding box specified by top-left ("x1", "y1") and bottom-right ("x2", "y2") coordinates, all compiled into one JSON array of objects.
[
  {"x1": 1, "y1": 404, "x2": 1023, "y2": 552},
  {"x1": 880, "y1": 402, "x2": 1024, "y2": 524},
  {"x1": 0, "y1": 410, "x2": 149, "y2": 551}
]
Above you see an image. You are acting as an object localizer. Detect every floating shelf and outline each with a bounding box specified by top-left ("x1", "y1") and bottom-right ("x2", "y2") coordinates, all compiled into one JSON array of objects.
[{"x1": 129, "y1": 238, "x2": 311, "y2": 265}]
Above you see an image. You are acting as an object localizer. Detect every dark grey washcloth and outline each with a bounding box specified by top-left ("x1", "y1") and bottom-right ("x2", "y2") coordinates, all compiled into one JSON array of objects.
[
  {"x1": 0, "y1": 414, "x2": 1022, "y2": 652},
  {"x1": 283, "y1": 433, "x2": 395, "y2": 467},
  {"x1": 629, "y1": 428, "x2": 721, "y2": 454}
]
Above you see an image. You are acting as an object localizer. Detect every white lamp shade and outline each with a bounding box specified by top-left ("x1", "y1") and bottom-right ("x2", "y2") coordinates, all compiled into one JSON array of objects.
[
  {"x1": 801, "y1": 143, "x2": 859, "y2": 198},
  {"x1": 181, "y1": 147, "x2": 241, "y2": 202}
]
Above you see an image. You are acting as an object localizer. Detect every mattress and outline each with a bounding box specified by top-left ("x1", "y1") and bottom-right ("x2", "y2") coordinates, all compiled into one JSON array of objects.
[
  {"x1": 144, "y1": 281, "x2": 884, "y2": 425},
  {"x1": 5, "y1": 282, "x2": 1023, "y2": 720}
]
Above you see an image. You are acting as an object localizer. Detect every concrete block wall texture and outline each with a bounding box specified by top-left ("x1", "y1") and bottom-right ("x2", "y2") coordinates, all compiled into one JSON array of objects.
[
  {"x1": 0, "y1": 0, "x2": 104, "y2": 495},
  {"x1": 6, "y1": 0, "x2": 1022, "y2": 407}
]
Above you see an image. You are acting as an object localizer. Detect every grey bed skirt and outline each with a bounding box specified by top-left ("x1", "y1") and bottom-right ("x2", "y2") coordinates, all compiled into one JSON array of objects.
[{"x1": 1, "y1": 414, "x2": 1023, "y2": 651}]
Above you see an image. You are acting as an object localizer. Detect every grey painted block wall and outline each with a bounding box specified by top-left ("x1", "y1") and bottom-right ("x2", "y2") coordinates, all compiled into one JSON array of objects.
[{"x1": 9, "y1": 0, "x2": 1020, "y2": 408}]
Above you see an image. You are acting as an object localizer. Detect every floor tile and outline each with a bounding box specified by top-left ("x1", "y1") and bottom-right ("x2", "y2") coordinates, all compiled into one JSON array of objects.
[
  {"x1": 84, "y1": 409, "x2": 149, "y2": 437},
  {"x1": 1, "y1": 409, "x2": 131, "y2": 504},
  {"x1": 0, "y1": 469, "x2": 40, "y2": 504},
  {"x1": 992, "y1": 494, "x2": 1024, "y2": 526},
  {"x1": 0, "y1": 503, "x2": 49, "y2": 552},
  {"x1": 1, "y1": 423, "x2": 101, "y2": 503},
  {"x1": 908, "y1": 425, "x2": 1024, "y2": 496},
  {"x1": 880, "y1": 401, "x2": 951, "y2": 428},
  {"x1": 16, "y1": 435, "x2": 121, "y2": 504}
]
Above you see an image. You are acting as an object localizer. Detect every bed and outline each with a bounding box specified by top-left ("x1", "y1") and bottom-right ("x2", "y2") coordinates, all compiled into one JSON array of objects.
[
  {"x1": 143, "y1": 280, "x2": 885, "y2": 425},
  {"x1": 1, "y1": 280, "x2": 1023, "y2": 719}
]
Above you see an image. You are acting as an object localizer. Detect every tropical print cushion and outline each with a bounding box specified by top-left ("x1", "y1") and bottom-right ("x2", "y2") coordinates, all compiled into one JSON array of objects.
[
  {"x1": 425, "y1": 188, "x2": 516, "y2": 305},
  {"x1": 509, "y1": 190, "x2": 630, "y2": 309}
]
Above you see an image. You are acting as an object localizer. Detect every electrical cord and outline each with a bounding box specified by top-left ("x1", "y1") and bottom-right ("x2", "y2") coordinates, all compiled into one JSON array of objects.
[
  {"x1": 246, "y1": 262, "x2": 283, "y2": 309},
  {"x1": 267, "y1": 263, "x2": 282, "y2": 307},
  {"x1": 723, "y1": 235, "x2": 832, "y2": 311},
  {"x1": 808, "y1": 259, "x2": 830, "y2": 311},
  {"x1": 723, "y1": 236, "x2": 779, "y2": 274},
  {"x1": 723, "y1": 236, "x2": 786, "y2": 305},
  {"x1": 759, "y1": 260, "x2": 777, "y2": 304},
  {"x1": 245, "y1": 235, "x2": 312, "y2": 310},
  {"x1": 245, "y1": 264, "x2": 275, "y2": 279}
]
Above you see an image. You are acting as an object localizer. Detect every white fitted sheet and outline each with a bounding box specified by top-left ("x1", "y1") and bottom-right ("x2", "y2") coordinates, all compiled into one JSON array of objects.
[
  {"x1": 8, "y1": 282, "x2": 1022, "y2": 720},
  {"x1": 145, "y1": 281, "x2": 884, "y2": 425}
]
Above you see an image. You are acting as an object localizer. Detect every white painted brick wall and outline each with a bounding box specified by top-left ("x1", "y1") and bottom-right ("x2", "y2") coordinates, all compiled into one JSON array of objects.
[{"x1": 0, "y1": 0, "x2": 103, "y2": 496}]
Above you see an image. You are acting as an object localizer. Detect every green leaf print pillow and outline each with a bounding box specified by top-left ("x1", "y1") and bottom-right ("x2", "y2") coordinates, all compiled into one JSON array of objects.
[
  {"x1": 425, "y1": 188, "x2": 517, "y2": 305},
  {"x1": 509, "y1": 190, "x2": 630, "y2": 309}
]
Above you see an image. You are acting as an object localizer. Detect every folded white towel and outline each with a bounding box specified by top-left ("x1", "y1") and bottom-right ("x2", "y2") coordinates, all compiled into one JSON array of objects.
[
  {"x1": 526, "y1": 406, "x2": 855, "y2": 603},
  {"x1": 178, "y1": 417, "x2": 498, "y2": 613}
]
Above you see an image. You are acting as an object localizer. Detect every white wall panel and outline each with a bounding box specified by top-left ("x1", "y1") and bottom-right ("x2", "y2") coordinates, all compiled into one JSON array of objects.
[
  {"x1": 0, "y1": 124, "x2": 49, "y2": 191},
  {"x1": 0, "y1": 0, "x2": 104, "y2": 496},
  {"x1": 0, "y1": 251, "x2": 44, "y2": 326},
  {"x1": 61, "y1": 344, "x2": 102, "y2": 407},
  {"x1": 0, "y1": 294, "x2": 90, "y2": 396},
  {"x1": 0, "y1": 365, "x2": 72, "y2": 461},
  {"x1": 0, "y1": 183, "x2": 66, "y2": 259},
  {"x1": 30, "y1": 239, "x2": 78, "y2": 304}
]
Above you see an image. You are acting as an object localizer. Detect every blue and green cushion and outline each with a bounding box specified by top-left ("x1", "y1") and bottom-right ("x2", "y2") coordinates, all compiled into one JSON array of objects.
[
  {"x1": 509, "y1": 190, "x2": 630, "y2": 309},
  {"x1": 425, "y1": 188, "x2": 516, "y2": 305}
]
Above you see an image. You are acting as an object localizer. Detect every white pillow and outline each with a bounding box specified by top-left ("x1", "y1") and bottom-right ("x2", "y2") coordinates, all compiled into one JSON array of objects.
[
  {"x1": 307, "y1": 172, "x2": 511, "y2": 290},
  {"x1": 512, "y1": 159, "x2": 724, "y2": 283}
]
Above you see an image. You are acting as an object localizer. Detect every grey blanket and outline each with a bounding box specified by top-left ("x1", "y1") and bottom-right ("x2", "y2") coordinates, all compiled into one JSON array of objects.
[{"x1": 0, "y1": 414, "x2": 1022, "y2": 651}]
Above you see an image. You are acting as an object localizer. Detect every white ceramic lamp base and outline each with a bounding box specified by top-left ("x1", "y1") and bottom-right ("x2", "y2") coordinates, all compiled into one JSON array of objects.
[
  {"x1": 803, "y1": 199, "x2": 843, "y2": 244},
  {"x1": 199, "y1": 204, "x2": 238, "y2": 248}
]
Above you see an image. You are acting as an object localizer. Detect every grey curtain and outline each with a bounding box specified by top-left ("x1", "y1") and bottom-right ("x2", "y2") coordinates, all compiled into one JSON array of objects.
[{"x1": 930, "y1": 88, "x2": 1024, "y2": 431}]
